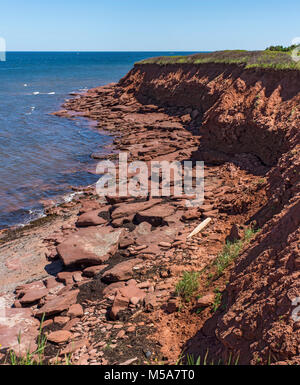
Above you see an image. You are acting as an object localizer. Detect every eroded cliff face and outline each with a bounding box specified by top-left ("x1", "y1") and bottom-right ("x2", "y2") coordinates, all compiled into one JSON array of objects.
[
  {"x1": 120, "y1": 63, "x2": 300, "y2": 166},
  {"x1": 119, "y1": 63, "x2": 300, "y2": 364}
]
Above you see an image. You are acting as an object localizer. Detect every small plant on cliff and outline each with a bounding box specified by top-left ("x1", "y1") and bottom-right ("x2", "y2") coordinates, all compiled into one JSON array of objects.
[
  {"x1": 214, "y1": 227, "x2": 259, "y2": 278},
  {"x1": 178, "y1": 351, "x2": 239, "y2": 365},
  {"x1": 176, "y1": 271, "x2": 200, "y2": 302},
  {"x1": 212, "y1": 288, "x2": 223, "y2": 313}
]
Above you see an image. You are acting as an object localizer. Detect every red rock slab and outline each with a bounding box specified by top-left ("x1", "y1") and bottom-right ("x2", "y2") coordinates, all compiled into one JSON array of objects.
[
  {"x1": 34, "y1": 289, "x2": 79, "y2": 318},
  {"x1": 76, "y1": 210, "x2": 107, "y2": 227},
  {"x1": 123, "y1": 112, "x2": 167, "y2": 125},
  {"x1": 146, "y1": 121, "x2": 183, "y2": 131},
  {"x1": 102, "y1": 258, "x2": 143, "y2": 283},
  {"x1": 118, "y1": 283, "x2": 146, "y2": 303},
  {"x1": 109, "y1": 281, "x2": 146, "y2": 320},
  {"x1": 57, "y1": 272, "x2": 75, "y2": 286},
  {"x1": 181, "y1": 208, "x2": 201, "y2": 221},
  {"x1": 0, "y1": 308, "x2": 40, "y2": 355},
  {"x1": 111, "y1": 199, "x2": 161, "y2": 220},
  {"x1": 47, "y1": 330, "x2": 73, "y2": 344},
  {"x1": 79, "y1": 200, "x2": 103, "y2": 214},
  {"x1": 67, "y1": 304, "x2": 83, "y2": 319},
  {"x1": 44, "y1": 277, "x2": 59, "y2": 290},
  {"x1": 57, "y1": 227, "x2": 124, "y2": 267},
  {"x1": 59, "y1": 338, "x2": 89, "y2": 356},
  {"x1": 19, "y1": 288, "x2": 48, "y2": 306},
  {"x1": 109, "y1": 292, "x2": 130, "y2": 320},
  {"x1": 16, "y1": 280, "x2": 46, "y2": 298},
  {"x1": 135, "y1": 204, "x2": 175, "y2": 226},
  {"x1": 54, "y1": 316, "x2": 70, "y2": 326},
  {"x1": 63, "y1": 317, "x2": 81, "y2": 331},
  {"x1": 82, "y1": 264, "x2": 108, "y2": 277},
  {"x1": 131, "y1": 222, "x2": 178, "y2": 255},
  {"x1": 105, "y1": 195, "x2": 133, "y2": 205},
  {"x1": 119, "y1": 235, "x2": 135, "y2": 249},
  {"x1": 102, "y1": 282, "x2": 126, "y2": 298}
]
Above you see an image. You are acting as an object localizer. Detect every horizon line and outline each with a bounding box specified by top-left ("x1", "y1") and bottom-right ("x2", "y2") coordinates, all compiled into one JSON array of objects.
[{"x1": 6, "y1": 50, "x2": 204, "y2": 53}]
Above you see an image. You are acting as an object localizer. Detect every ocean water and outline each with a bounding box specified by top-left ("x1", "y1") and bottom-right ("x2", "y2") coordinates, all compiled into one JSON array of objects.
[{"x1": 0, "y1": 52, "x2": 194, "y2": 229}]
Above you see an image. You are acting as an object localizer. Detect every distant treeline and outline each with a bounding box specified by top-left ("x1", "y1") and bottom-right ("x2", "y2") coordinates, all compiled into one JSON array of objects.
[{"x1": 265, "y1": 45, "x2": 298, "y2": 52}]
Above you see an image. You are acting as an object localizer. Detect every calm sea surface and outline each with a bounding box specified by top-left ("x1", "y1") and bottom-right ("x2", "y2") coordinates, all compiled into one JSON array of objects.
[{"x1": 0, "y1": 52, "x2": 194, "y2": 229}]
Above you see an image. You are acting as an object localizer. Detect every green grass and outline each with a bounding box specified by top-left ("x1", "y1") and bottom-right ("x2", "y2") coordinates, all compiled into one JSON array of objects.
[
  {"x1": 137, "y1": 50, "x2": 300, "y2": 70},
  {"x1": 176, "y1": 271, "x2": 200, "y2": 302},
  {"x1": 212, "y1": 288, "x2": 223, "y2": 313},
  {"x1": 178, "y1": 351, "x2": 239, "y2": 366},
  {"x1": 214, "y1": 227, "x2": 259, "y2": 279}
]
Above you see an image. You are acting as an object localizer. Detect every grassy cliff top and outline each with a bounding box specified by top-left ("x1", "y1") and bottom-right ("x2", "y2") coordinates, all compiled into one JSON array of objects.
[{"x1": 137, "y1": 50, "x2": 300, "y2": 70}]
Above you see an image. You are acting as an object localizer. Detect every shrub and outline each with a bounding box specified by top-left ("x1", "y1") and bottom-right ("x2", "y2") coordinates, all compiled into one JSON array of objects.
[{"x1": 176, "y1": 271, "x2": 200, "y2": 301}]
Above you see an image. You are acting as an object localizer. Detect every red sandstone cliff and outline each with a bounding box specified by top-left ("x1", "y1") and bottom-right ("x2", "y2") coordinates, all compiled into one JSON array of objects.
[{"x1": 118, "y1": 62, "x2": 300, "y2": 364}]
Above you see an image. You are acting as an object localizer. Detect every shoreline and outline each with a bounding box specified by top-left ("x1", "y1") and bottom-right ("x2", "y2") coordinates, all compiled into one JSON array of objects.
[{"x1": 0, "y1": 92, "x2": 117, "y2": 237}]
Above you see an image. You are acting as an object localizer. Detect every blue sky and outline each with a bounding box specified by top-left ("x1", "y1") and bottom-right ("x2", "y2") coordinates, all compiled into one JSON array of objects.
[{"x1": 1, "y1": 0, "x2": 299, "y2": 51}]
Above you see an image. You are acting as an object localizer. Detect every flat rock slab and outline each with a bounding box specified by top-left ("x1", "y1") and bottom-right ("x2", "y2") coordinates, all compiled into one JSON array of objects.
[
  {"x1": 47, "y1": 330, "x2": 73, "y2": 344},
  {"x1": 135, "y1": 204, "x2": 175, "y2": 226},
  {"x1": 0, "y1": 307, "x2": 40, "y2": 355},
  {"x1": 111, "y1": 199, "x2": 161, "y2": 220},
  {"x1": 76, "y1": 210, "x2": 107, "y2": 227},
  {"x1": 57, "y1": 227, "x2": 124, "y2": 267},
  {"x1": 34, "y1": 289, "x2": 79, "y2": 318},
  {"x1": 102, "y1": 258, "x2": 143, "y2": 283},
  {"x1": 19, "y1": 288, "x2": 48, "y2": 306},
  {"x1": 131, "y1": 222, "x2": 178, "y2": 256},
  {"x1": 109, "y1": 280, "x2": 146, "y2": 320},
  {"x1": 60, "y1": 338, "x2": 89, "y2": 356},
  {"x1": 83, "y1": 265, "x2": 108, "y2": 277}
]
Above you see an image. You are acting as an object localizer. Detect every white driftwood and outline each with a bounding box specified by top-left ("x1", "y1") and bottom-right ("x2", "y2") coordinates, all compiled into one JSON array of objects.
[{"x1": 187, "y1": 217, "x2": 212, "y2": 239}]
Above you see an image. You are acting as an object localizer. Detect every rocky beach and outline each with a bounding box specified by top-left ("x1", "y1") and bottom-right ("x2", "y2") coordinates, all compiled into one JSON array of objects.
[{"x1": 0, "y1": 54, "x2": 299, "y2": 365}]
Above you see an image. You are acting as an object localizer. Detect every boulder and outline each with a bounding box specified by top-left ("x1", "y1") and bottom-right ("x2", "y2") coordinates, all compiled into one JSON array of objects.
[{"x1": 57, "y1": 227, "x2": 124, "y2": 267}]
